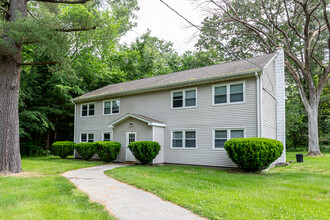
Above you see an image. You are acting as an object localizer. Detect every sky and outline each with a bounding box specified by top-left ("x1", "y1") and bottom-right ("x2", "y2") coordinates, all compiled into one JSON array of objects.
[{"x1": 121, "y1": 0, "x2": 207, "y2": 54}]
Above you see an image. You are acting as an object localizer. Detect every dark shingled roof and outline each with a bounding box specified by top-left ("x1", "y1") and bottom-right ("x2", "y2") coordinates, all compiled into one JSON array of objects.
[{"x1": 73, "y1": 53, "x2": 276, "y2": 102}]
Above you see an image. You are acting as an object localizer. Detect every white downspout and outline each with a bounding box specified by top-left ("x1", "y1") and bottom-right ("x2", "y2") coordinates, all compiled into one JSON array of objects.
[
  {"x1": 72, "y1": 101, "x2": 77, "y2": 158},
  {"x1": 255, "y1": 72, "x2": 260, "y2": 137},
  {"x1": 260, "y1": 71, "x2": 263, "y2": 137}
]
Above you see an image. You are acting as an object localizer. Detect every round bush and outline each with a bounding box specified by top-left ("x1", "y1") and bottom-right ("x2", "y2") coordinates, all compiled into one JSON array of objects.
[
  {"x1": 224, "y1": 138, "x2": 284, "y2": 171},
  {"x1": 95, "y1": 141, "x2": 121, "y2": 163},
  {"x1": 51, "y1": 141, "x2": 75, "y2": 159},
  {"x1": 75, "y1": 142, "x2": 97, "y2": 161},
  {"x1": 128, "y1": 141, "x2": 161, "y2": 165}
]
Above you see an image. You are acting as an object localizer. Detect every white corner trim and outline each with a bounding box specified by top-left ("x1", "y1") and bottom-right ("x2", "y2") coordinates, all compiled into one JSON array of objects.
[{"x1": 255, "y1": 72, "x2": 260, "y2": 137}]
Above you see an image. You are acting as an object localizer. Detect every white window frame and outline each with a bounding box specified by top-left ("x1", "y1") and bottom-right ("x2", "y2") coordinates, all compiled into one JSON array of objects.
[
  {"x1": 171, "y1": 88, "x2": 197, "y2": 109},
  {"x1": 212, "y1": 128, "x2": 245, "y2": 150},
  {"x1": 103, "y1": 99, "x2": 120, "y2": 115},
  {"x1": 212, "y1": 81, "x2": 245, "y2": 106},
  {"x1": 171, "y1": 129, "x2": 197, "y2": 149},
  {"x1": 80, "y1": 102, "x2": 95, "y2": 117},
  {"x1": 102, "y1": 132, "x2": 113, "y2": 141},
  {"x1": 80, "y1": 133, "x2": 95, "y2": 143}
]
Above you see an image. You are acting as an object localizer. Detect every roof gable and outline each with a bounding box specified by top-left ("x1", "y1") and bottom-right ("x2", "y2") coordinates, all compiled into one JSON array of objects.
[{"x1": 108, "y1": 113, "x2": 166, "y2": 128}]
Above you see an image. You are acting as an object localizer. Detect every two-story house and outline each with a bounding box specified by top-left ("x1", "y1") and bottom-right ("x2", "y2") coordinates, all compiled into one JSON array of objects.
[{"x1": 72, "y1": 48, "x2": 286, "y2": 167}]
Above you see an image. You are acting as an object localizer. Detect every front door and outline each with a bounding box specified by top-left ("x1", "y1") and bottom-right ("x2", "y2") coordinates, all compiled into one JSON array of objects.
[{"x1": 126, "y1": 132, "x2": 136, "y2": 161}]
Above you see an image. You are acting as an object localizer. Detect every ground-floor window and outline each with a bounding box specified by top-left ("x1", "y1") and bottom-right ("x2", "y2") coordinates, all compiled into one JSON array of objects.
[
  {"x1": 171, "y1": 130, "x2": 196, "y2": 148},
  {"x1": 213, "y1": 129, "x2": 244, "y2": 149},
  {"x1": 102, "y1": 132, "x2": 112, "y2": 141},
  {"x1": 81, "y1": 133, "x2": 94, "y2": 142}
]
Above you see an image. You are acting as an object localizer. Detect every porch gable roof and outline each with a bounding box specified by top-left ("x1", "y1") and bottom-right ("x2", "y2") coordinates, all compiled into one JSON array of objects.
[{"x1": 108, "y1": 113, "x2": 166, "y2": 128}]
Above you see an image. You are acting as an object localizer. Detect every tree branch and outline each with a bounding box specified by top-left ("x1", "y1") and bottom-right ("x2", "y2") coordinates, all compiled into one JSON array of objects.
[
  {"x1": 284, "y1": 0, "x2": 304, "y2": 39},
  {"x1": 55, "y1": 26, "x2": 97, "y2": 32},
  {"x1": 31, "y1": 0, "x2": 91, "y2": 4},
  {"x1": 285, "y1": 60, "x2": 310, "y2": 110},
  {"x1": 321, "y1": 0, "x2": 330, "y2": 33},
  {"x1": 19, "y1": 61, "x2": 59, "y2": 66},
  {"x1": 0, "y1": 6, "x2": 10, "y2": 16}
]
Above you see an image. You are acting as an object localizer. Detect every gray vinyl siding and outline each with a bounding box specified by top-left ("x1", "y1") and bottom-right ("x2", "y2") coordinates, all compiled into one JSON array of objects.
[
  {"x1": 113, "y1": 118, "x2": 152, "y2": 162},
  {"x1": 75, "y1": 77, "x2": 258, "y2": 167},
  {"x1": 261, "y1": 59, "x2": 277, "y2": 139}
]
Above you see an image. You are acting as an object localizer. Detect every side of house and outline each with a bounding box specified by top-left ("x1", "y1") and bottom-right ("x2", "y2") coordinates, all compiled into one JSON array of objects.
[{"x1": 72, "y1": 49, "x2": 285, "y2": 167}]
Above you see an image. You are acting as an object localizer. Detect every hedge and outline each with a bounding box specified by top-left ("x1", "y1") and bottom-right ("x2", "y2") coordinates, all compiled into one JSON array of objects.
[
  {"x1": 95, "y1": 141, "x2": 121, "y2": 163},
  {"x1": 128, "y1": 141, "x2": 161, "y2": 165},
  {"x1": 75, "y1": 142, "x2": 97, "y2": 161},
  {"x1": 224, "y1": 137, "x2": 284, "y2": 171},
  {"x1": 51, "y1": 141, "x2": 75, "y2": 159}
]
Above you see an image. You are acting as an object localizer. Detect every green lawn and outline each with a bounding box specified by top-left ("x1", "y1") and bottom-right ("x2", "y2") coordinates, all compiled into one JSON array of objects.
[
  {"x1": 106, "y1": 152, "x2": 330, "y2": 220},
  {"x1": 0, "y1": 156, "x2": 114, "y2": 220}
]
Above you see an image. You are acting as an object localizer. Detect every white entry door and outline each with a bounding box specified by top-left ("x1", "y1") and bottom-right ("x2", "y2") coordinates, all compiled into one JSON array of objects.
[{"x1": 126, "y1": 132, "x2": 136, "y2": 161}]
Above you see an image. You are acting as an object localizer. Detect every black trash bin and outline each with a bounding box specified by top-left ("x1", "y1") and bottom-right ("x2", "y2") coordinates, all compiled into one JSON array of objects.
[{"x1": 296, "y1": 154, "x2": 303, "y2": 162}]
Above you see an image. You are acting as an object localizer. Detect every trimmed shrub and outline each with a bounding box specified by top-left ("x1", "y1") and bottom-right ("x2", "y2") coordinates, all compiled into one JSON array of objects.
[
  {"x1": 95, "y1": 141, "x2": 121, "y2": 163},
  {"x1": 224, "y1": 138, "x2": 284, "y2": 171},
  {"x1": 75, "y1": 142, "x2": 97, "y2": 161},
  {"x1": 51, "y1": 141, "x2": 75, "y2": 159},
  {"x1": 128, "y1": 141, "x2": 161, "y2": 165}
]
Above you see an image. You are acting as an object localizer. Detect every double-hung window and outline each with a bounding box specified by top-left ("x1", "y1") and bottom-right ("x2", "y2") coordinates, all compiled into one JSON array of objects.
[
  {"x1": 172, "y1": 130, "x2": 196, "y2": 148},
  {"x1": 81, "y1": 103, "x2": 95, "y2": 117},
  {"x1": 213, "y1": 82, "x2": 244, "y2": 105},
  {"x1": 102, "y1": 132, "x2": 112, "y2": 141},
  {"x1": 213, "y1": 129, "x2": 244, "y2": 149},
  {"x1": 172, "y1": 89, "x2": 197, "y2": 108},
  {"x1": 81, "y1": 133, "x2": 94, "y2": 142},
  {"x1": 103, "y1": 99, "x2": 120, "y2": 115}
]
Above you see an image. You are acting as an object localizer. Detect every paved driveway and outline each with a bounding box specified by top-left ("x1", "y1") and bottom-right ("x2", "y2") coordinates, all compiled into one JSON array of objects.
[{"x1": 63, "y1": 164, "x2": 204, "y2": 220}]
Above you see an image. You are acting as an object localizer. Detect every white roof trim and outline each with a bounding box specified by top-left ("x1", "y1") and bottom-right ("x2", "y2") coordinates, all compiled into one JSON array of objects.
[{"x1": 108, "y1": 113, "x2": 166, "y2": 128}]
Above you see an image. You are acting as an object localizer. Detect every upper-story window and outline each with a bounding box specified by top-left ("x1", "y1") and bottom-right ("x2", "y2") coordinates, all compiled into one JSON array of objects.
[
  {"x1": 81, "y1": 103, "x2": 95, "y2": 117},
  {"x1": 213, "y1": 82, "x2": 244, "y2": 105},
  {"x1": 103, "y1": 99, "x2": 120, "y2": 115},
  {"x1": 172, "y1": 88, "x2": 197, "y2": 108}
]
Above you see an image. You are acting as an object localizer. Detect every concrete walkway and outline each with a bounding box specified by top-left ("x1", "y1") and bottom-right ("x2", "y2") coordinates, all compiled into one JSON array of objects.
[{"x1": 63, "y1": 164, "x2": 204, "y2": 220}]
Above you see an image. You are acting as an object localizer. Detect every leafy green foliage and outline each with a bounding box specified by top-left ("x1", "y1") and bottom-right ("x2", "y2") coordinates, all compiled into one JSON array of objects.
[
  {"x1": 128, "y1": 141, "x2": 161, "y2": 165},
  {"x1": 51, "y1": 141, "x2": 75, "y2": 159},
  {"x1": 224, "y1": 138, "x2": 283, "y2": 171},
  {"x1": 95, "y1": 141, "x2": 121, "y2": 162},
  {"x1": 75, "y1": 142, "x2": 97, "y2": 161}
]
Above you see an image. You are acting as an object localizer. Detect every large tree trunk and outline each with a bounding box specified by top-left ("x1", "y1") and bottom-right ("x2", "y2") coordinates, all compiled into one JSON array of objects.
[
  {"x1": 0, "y1": 0, "x2": 27, "y2": 173},
  {"x1": 0, "y1": 56, "x2": 22, "y2": 173},
  {"x1": 306, "y1": 104, "x2": 322, "y2": 156}
]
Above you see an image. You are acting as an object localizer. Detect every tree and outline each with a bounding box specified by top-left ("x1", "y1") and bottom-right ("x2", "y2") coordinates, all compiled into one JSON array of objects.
[
  {"x1": 196, "y1": 0, "x2": 329, "y2": 155},
  {"x1": 0, "y1": 0, "x2": 137, "y2": 173},
  {"x1": 110, "y1": 31, "x2": 181, "y2": 80}
]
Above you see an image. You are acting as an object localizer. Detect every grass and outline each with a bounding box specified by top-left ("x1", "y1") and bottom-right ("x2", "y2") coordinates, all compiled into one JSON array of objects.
[
  {"x1": 0, "y1": 156, "x2": 115, "y2": 220},
  {"x1": 106, "y1": 152, "x2": 330, "y2": 220}
]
